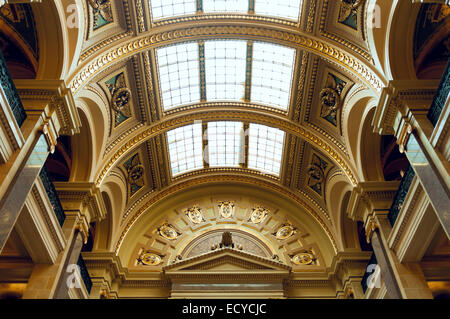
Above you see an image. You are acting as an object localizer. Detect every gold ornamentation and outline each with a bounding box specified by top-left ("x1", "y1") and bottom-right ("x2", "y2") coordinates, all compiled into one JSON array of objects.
[
  {"x1": 274, "y1": 224, "x2": 297, "y2": 240},
  {"x1": 218, "y1": 201, "x2": 235, "y2": 219},
  {"x1": 185, "y1": 205, "x2": 206, "y2": 224},
  {"x1": 95, "y1": 111, "x2": 358, "y2": 188},
  {"x1": 138, "y1": 252, "x2": 163, "y2": 266},
  {"x1": 249, "y1": 206, "x2": 269, "y2": 224},
  {"x1": 338, "y1": 0, "x2": 361, "y2": 23},
  {"x1": 157, "y1": 223, "x2": 180, "y2": 240},
  {"x1": 114, "y1": 175, "x2": 339, "y2": 255},
  {"x1": 365, "y1": 218, "x2": 379, "y2": 244},
  {"x1": 111, "y1": 87, "x2": 132, "y2": 113},
  {"x1": 70, "y1": 25, "x2": 384, "y2": 95},
  {"x1": 88, "y1": 0, "x2": 113, "y2": 26},
  {"x1": 290, "y1": 252, "x2": 316, "y2": 265}
]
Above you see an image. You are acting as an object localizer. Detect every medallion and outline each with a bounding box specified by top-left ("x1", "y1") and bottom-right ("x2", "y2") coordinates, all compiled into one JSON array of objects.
[
  {"x1": 157, "y1": 223, "x2": 179, "y2": 240},
  {"x1": 138, "y1": 252, "x2": 163, "y2": 266},
  {"x1": 249, "y1": 206, "x2": 268, "y2": 224},
  {"x1": 186, "y1": 205, "x2": 205, "y2": 224},
  {"x1": 218, "y1": 201, "x2": 235, "y2": 219},
  {"x1": 290, "y1": 252, "x2": 316, "y2": 265},
  {"x1": 275, "y1": 224, "x2": 297, "y2": 240}
]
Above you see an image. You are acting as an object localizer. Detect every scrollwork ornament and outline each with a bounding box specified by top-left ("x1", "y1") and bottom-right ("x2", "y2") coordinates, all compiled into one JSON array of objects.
[{"x1": 88, "y1": 0, "x2": 113, "y2": 24}]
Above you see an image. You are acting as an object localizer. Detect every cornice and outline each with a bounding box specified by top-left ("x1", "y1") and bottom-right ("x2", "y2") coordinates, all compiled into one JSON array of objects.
[
  {"x1": 68, "y1": 23, "x2": 385, "y2": 96},
  {"x1": 95, "y1": 110, "x2": 358, "y2": 189},
  {"x1": 115, "y1": 174, "x2": 339, "y2": 256}
]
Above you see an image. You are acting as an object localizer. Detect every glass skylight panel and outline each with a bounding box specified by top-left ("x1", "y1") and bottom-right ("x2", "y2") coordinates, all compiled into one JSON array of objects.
[
  {"x1": 205, "y1": 40, "x2": 247, "y2": 102},
  {"x1": 251, "y1": 42, "x2": 295, "y2": 110},
  {"x1": 207, "y1": 121, "x2": 244, "y2": 167},
  {"x1": 157, "y1": 43, "x2": 200, "y2": 110},
  {"x1": 203, "y1": 0, "x2": 249, "y2": 13},
  {"x1": 248, "y1": 123, "x2": 285, "y2": 176},
  {"x1": 167, "y1": 123, "x2": 203, "y2": 175},
  {"x1": 254, "y1": 0, "x2": 303, "y2": 21},
  {"x1": 150, "y1": 0, "x2": 197, "y2": 20}
]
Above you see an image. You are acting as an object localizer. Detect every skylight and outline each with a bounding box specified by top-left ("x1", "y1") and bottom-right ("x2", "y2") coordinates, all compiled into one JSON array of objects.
[
  {"x1": 254, "y1": 0, "x2": 303, "y2": 20},
  {"x1": 156, "y1": 42, "x2": 200, "y2": 110},
  {"x1": 149, "y1": 0, "x2": 302, "y2": 21},
  {"x1": 203, "y1": 0, "x2": 248, "y2": 13},
  {"x1": 150, "y1": 0, "x2": 197, "y2": 20},
  {"x1": 251, "y1": 42, "x2": 296, "y2": 110},
  {"x1": 205, "y1": 40, "x2": 247, "y2": 102},
  {"x1": 166, "y1": 122, "x2": 285, "y2": 177},
  {"x1": 167, "y1": 123, "x2": 203, "y2": 176},
  {"x1": 207, "y1": 121, "x2": 244, "y2": 167},
  {"x1": 248, "y1": 123, "x2": 285, "y2": 175},
  {"x1": 156, "y1": 40, "x2": 296, "y2": 111}
]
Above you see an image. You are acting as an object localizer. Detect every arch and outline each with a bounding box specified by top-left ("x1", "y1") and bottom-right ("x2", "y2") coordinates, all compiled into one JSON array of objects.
[
  {"x1": 68, "y1": 22, "x2": 386, "y2": 95},
  {"x1": 70, "y1": 108, "x2": 94, "y2": 181},
  {"x1": 95, "y1": 108, "x2": 359, "y2": 188},
  {"x1": 325, "y1": 171, "x2": 354, "y2": 251},
  {"x1": 117, "y1": 182, "x2": 337, "y2": 268},
  {"x1": 359, "y1": 108, "x2": 384, "y2": 181}
]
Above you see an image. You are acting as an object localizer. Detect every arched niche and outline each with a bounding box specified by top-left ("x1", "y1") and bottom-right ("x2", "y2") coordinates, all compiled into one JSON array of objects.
[
  {"x1": 359, "y1": 108, "x2": 384, "y2": 181},
  {"x1": 116, "y1": 183, "x2": 336, "y2": 270}
]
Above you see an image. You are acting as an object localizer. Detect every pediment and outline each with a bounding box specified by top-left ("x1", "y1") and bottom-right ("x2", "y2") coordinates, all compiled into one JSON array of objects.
[{"x1": 163, "y1": 248, "x2": 291, "y2": 273}]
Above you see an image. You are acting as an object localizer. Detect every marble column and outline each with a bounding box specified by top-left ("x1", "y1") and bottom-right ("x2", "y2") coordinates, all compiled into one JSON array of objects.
[
  {"x1": 0, "y1": 134, "x2": 49, "y2": 252},
  {"x1": 370, "y1": 230, "x2": 403, "y2": 299},
  {"x1": 405, "y1": 133, "x2": 450, "y2": 238},
  {"x1": 52, "y1": 230, "x2": 84, "y2": 299}
]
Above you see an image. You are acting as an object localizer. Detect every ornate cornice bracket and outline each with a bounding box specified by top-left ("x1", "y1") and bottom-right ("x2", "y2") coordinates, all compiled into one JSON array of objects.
[
  {"x1": 372, "y1": 80, "x2": 439, "y2": 136},
  {"x1": 15, "y1": 80, "x2": 81, "y2": 136},
  {"x1": 54, "y1": 182, "x2": 107, "y2": 224},
  {"x1": 347, "y1": 181, "x2": 400, "y2": 222}
]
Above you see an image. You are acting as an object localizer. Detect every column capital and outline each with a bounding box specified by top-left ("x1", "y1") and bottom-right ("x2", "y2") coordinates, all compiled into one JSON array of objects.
[
  {"x1": 373, "y1": 80, "x2": 438, "y2": 136},
  {"x1": 15, "y1": 80, "x2": 81, "y2": 136},
  {"x1": 54, "y1": 182, "x2": 107, "y2": 224},
  {"x1": 347, "y1": 181, "x2": 400, "y2": 222}
]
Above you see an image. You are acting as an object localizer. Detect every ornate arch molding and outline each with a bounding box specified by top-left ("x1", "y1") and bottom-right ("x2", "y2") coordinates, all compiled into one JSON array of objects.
[
  {"x1": 69, "y1": 23, "x2": 386, "y2": 95},
  {"x1": 94, "y1": 109, "x2": 358, "y2": 189},
  {"x1": 114, "y1": 174, "x2": 339, "y2": 256}
]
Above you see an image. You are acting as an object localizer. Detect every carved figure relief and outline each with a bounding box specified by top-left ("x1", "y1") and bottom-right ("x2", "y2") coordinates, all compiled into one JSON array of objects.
[
  {"x1": 290, "y1": 251, "x2": 316, "y2": 265},
  {"x1": 88, "y1": 0, "x2": 114, "y2": 29},
  {"x1": 123, "y1": 153, "x2": 145, "y2": 197},
  {"x1": 105, "y1": 72, "x2": 132, "y2": 126},
  {"x1": 319, "y1": 73, "x2": 346, "y2": 126},
  {"x1": 338, "y1": 0, "x2": 361, "y2": 30},
  {"x1": 307, "y1": 154, "x2": 328, "y2": 196}
]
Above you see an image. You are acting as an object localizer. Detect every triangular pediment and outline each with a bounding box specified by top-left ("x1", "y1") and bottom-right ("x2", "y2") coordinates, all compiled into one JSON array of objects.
[{"x1": 163, "y1": 248, "x2": 291, "y2": 273}]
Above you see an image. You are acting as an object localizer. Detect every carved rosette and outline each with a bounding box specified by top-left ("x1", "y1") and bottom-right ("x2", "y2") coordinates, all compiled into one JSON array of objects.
[
  {"x1": 218, "y1": 201, "x2": 235, "y2": 219},
  {"x1": 138, "y1": 251, "x2": 164, "y2": 266},
  {"x1": 185, "y1": 205, "x2": 206, "y2": 224},
  {"x1": 157, "y1": 223, "x2": 180, "y2": 240}
]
